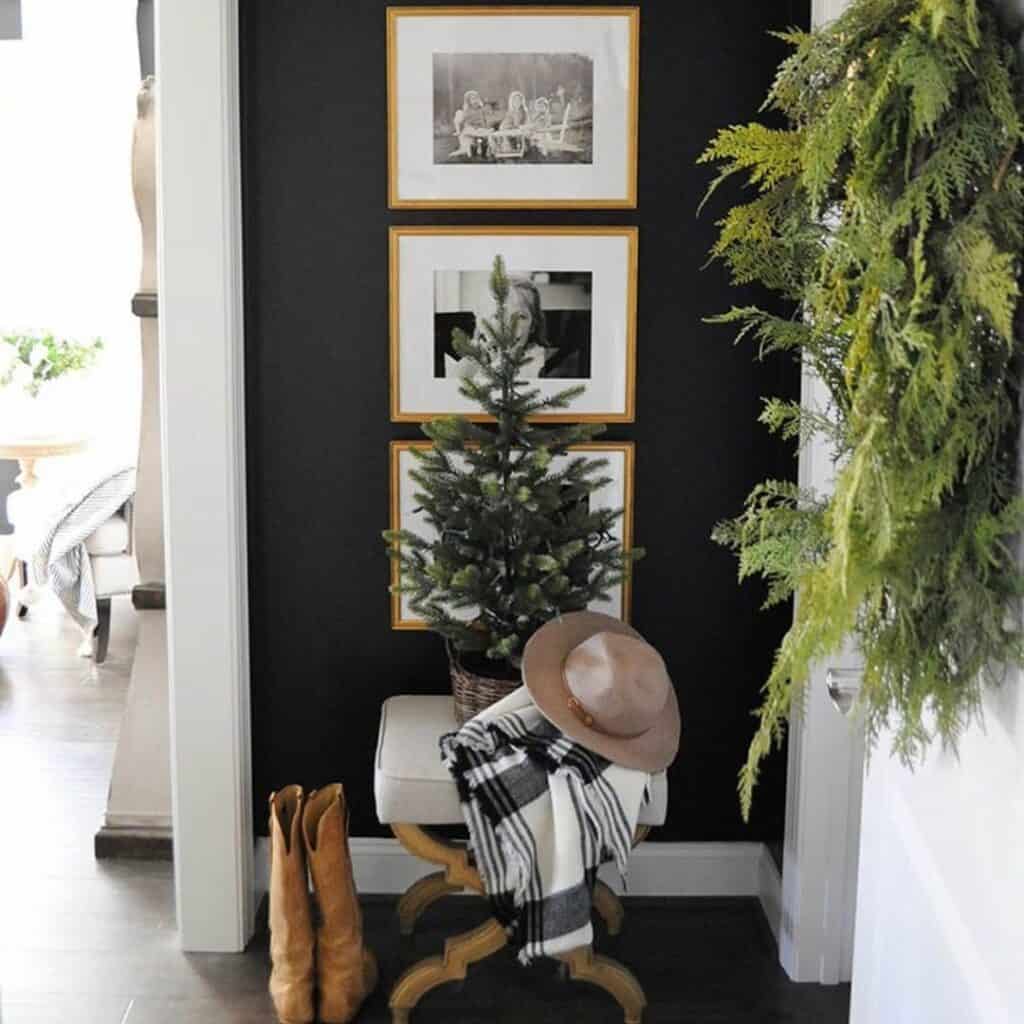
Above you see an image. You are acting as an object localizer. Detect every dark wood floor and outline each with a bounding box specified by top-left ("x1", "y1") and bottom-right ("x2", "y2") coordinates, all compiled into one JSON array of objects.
[
  {"x1": 0, "y1": 594, "x2": 850, "y2": 1023},
  {"x1": 266, "y1": 896, "x2": 851, "y2": 1024}
]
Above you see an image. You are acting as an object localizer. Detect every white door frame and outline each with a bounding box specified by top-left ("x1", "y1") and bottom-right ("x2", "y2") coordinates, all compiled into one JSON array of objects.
[
  {"x1": 780, "y1": 370, "x2": 864, "y2": 984},
  {"x1": 775, "y1": 0, "x2": 863, "y2": 986},
  {"x1": 155, "y1": 0, "x2": 254, "y2": 952},
  {"x1": 154, "y1": 0, "x2": 863, "y2": 963}
]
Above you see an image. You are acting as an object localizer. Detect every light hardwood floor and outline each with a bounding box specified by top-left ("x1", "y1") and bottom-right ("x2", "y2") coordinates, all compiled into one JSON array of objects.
[{"x1": 0, "y1": 595, "x2": 273, "y2": 1023}]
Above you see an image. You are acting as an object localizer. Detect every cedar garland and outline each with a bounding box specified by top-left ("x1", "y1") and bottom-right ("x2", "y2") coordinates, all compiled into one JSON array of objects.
[{"x1": 701, "y1": 0, "x2": 1024, "y2": 818}]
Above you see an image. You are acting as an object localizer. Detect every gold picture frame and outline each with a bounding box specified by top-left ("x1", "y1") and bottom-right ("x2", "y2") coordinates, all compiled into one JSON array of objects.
[
  {"x1": 389, "y1": 225, "x2": 638, "y2": 423},
  {"x1": 389, "y1": 439, "x2": 636, "y2": 629},
  {"x1": 387, "y1": 6, "x2": 640, "y2": 209}
]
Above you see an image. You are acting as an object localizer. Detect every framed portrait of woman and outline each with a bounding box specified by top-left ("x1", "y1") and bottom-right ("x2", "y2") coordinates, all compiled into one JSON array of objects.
[
  {"x1": 389, "y1": 440, "x2": 636, "y2": 628},
  {"x1": 386, "y1": 6, "x2": 640, "y2": 208},
  {"x1": 389, "y1": 225, "x2": 638, "y2": 423}
]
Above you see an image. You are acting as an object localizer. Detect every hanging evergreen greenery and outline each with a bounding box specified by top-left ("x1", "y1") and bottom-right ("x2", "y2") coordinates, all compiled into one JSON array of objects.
[
  {"x1": 700, "y1": 0, "x2": 1024, "y2": 818},
  {"x1": 384, "y1": 256, "x2": 641, "y2": 672}
]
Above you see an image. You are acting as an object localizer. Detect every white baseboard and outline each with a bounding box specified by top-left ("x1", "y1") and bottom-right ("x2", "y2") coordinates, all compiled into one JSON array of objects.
[
  {"x1": 600, "y1": 841, "x2": 764, "y2": 896},
  {"x1": 256, "y1": 837, "x2": 776, "y2": 903}
]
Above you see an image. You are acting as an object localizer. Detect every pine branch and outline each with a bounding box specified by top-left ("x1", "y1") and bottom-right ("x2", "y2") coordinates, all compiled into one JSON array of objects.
[{"x1": 701, "y1": 0, "x2": 1024, "y2": 819}]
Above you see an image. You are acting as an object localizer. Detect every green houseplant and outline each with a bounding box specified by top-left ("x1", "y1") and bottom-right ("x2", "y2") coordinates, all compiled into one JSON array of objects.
[
  {"x1": 384, "y1": 256, "x2": 641, "y2": 720},
  {"x1": 700, "y1": 0, "x2": 1024, "y2": 817},
  {"x1": 0, "y1": 332, "x2": 104, "y2": 398},
  {"x1": 0, "y1": 331, "x2": 104, "y2": 438}
]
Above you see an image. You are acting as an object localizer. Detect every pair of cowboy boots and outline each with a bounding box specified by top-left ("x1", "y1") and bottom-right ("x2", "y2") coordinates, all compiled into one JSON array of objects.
[{"x1": 268, "y1": 784, "x2": 378, "y2": 1024}]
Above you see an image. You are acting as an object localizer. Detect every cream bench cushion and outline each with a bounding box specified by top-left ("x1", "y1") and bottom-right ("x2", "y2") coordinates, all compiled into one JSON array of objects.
[
  {"x1": 84, "y1": 512, "x2": 130, "y2": 555},
  {"x1": 374, "y1": 694, "x2": 668, "y2": 827}
]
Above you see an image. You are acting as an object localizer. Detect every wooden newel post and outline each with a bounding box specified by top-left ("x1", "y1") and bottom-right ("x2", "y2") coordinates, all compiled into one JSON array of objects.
[
  {"x1": 131, "y1": 75, "x2": 164, "y2": 606},
  {"x1": 95, "y1": 77, "x2": 173, "y2": 860}
]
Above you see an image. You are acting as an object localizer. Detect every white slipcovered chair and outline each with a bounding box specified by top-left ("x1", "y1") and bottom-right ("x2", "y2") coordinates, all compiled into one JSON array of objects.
[
  {"x1": 374, "y1": 694, "x2": 667, "y2": 1023},
  {"x1": 8, "y1": 487, "x2": 138, "y2": 663}
]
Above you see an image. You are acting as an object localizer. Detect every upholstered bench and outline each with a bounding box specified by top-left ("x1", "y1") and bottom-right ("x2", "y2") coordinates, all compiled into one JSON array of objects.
[{"x1": 375, "y1": 694, "x2": 668, "y2": 1023}]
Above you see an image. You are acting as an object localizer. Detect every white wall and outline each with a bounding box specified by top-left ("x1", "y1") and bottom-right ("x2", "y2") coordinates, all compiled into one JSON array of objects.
[
  {"x1": 0, "y1": 0, "x2": 140, "y2": 469},
  {"x1": 815, "y1": 0, "x2": 850, "y2": 24},
  {"x1": 851, "y1": 683, "x2": 1024, "y2": 1023}
]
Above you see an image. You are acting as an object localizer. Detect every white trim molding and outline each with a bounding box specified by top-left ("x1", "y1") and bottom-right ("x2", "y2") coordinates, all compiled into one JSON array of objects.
[
  {"x1": 773, "y1": 0, "x2": 864, "y2": 987},
  {"x1": 814, "y1": 0, "x2": 850, "y2": 23},
  {"x1": 155, "y1": 0, "x2": 254, "y2": 952},
  {"x1": 256, "y1": 837, "x2": 783, "y2": 933},
  {"x1": 778, "y1": 352, "x2": 864, "y2": 985}
]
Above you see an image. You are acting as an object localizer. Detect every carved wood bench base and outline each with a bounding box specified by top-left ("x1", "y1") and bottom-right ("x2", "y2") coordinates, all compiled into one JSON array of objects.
[
  {"x1": 389, "y1": 916, "x2": 507, "y2": 1023},
  {"x1": 396, "y1": 870, "x2": 464, "y2": 936},
  {"x1": 388, "y1": 823, "x2": 647, "y2": 1023}
]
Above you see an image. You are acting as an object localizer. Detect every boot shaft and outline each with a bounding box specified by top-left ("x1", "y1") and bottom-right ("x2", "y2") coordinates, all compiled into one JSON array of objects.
[
  {"x1": 301, "y1": 784, "x2": 363, "y2": 937},
  {"x1": 301, "y1": 784, "x2": 375, "y2": 1024},
  {"x1": 270, "y1": 785, "x2": 304, "y2": 859},
  {"x1": 268, "y1": 784, "x2": 315, "y2": 944},
  {"x1": 268, "y1": 786, "x2": 315, "y2": 1024}
]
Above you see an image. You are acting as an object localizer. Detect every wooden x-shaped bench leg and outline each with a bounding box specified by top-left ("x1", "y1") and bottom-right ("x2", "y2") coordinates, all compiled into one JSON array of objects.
[
  {"x1": 388, "y1": 823, "x2": 648, "y2": 1023},
  {"x1": 391, "y1": 823, "x2": 635, "y2": 937}
]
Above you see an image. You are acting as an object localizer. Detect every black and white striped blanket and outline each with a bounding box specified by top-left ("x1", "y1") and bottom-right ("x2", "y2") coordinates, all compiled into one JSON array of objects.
[
  {"x1": 30, "y1": 465, "x2": 135, "y2": 630},
  {"x1": 441, "y1": 686, "x2": 648, "y2": 963}
]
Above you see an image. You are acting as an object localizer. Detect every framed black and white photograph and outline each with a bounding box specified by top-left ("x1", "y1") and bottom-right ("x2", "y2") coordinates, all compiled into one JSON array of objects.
[
  {"x1": 387, "y1": 7, "x2": 639, "y2": 208},
  {"x1": 390, "y1": 226, "x2": 637, "y2": 422},
  {"x1": 389, "y1": 441, "x2": 635, "y2": 629}
]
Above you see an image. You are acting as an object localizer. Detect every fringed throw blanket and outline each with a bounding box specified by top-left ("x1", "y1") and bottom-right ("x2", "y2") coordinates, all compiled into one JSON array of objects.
[
  {"x1": 30, "y1": 465, "x2": 136, "y2": 630},
  {"x1": 440, "y1": 686, "x2": 648, "y2": 963}
]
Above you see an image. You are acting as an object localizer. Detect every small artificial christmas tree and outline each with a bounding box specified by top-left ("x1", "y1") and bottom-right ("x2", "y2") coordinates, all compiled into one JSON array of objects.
[{"x1": 384, "y1": 255, "x2": 641, "y2": 680}]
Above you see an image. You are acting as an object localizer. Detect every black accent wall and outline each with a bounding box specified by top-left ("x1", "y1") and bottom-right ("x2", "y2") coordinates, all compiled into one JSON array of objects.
[{"x1": 241, "y1": 0, "x2": 808, "y2": 840}]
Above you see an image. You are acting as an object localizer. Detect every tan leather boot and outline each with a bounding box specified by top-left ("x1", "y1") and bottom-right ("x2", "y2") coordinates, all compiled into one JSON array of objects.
[
  {"x1": 302, "y1": 784, "x2": 378, "y2": 1023},
  {"x1": 268, "y1": 786, "x2": 315, "y2": 1024}
]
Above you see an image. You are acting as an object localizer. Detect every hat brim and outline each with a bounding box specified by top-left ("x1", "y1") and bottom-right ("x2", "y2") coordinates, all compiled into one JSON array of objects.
[{"x1": 522, "y1": 611, "x2": 681, "y2": 774}]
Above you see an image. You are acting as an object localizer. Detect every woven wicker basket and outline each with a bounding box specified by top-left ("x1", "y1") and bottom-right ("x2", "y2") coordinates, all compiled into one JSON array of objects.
[{"x1": 448, "y1": 643, "x2": 521, "y2": 724}]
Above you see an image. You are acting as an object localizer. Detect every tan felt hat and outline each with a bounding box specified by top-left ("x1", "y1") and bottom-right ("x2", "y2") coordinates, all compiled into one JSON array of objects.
[{"x1": 522, "y1": 611, "x2": 681, "y2": 773}]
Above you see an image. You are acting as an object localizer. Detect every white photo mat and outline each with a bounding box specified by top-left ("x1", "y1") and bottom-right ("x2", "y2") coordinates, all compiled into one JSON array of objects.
[
  {"x1": 390, "y1": 227, "x2": 637, "y2": 422},
  {"x1": 388, "y1": 8, "x2": 638, "y2": 207},
  {"x1": 390, "y1": 441, "x2": 634, "y2": 629}
]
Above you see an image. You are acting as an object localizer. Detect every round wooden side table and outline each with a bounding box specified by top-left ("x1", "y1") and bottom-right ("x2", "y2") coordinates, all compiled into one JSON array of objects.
[{"x1": 0, "y1": 435, "x2": 90, "y2": 493}]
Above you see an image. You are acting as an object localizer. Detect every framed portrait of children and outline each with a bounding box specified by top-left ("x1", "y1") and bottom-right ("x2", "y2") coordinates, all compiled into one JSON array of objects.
[
  {"x1": 386, "y1": 6, "x2": 639, "y2": 208},
  {"x1": 389, "y1": 226, "x2": 638, "y2": 422},
  {"x1": 389, "y1": 440, "x2": 635, "y2": 628}
]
